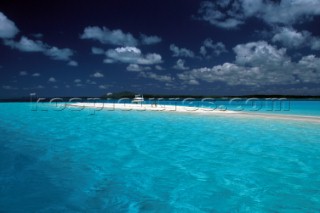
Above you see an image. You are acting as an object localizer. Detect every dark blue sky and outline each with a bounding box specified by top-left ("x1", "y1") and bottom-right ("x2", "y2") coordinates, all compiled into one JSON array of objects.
[{"x1": 1, "y1": 0, "x2": 320, "y2": 97}]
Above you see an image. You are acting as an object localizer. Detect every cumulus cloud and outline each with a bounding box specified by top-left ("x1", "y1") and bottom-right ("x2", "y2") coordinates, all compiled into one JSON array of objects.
[
  {"x1": 92, "y1": 72, "x2": 104, "y2": 78},
  {"x1": 127, "y1": 64, "x2": 140, "y2": 72},
  {"x1": 311, "y1": 39, "x2": 320, "y2": 51},
  {"x1": 1, "y1": 13, "x2": 75, "y2": 64},
  {"x1": 81, "y1": 26, "x2": 138, "y2": 46},
  {"x1": 0, "y1": 12, "x2": 19, "y2": 39},
  {"x1": 173, "y1": 59, "x2": 189, "y2": 70},
  {"x1": 272, "y1": 27, "x2": 320, "y2": 50},
  {"x1": 139, "y1": 71, "x2": 174, "y2": 83},
  {"x1": 32, "y1": 73, "x2": 40, "y2": 77},
  {"x1": 4, "y1": 36, "x2": 46, "y2": 52},
  {"x1": 0, "y1": 11, "x2": 75, "y2": 66},
  {"x1": 68, "y1": 61, "x2": 78, "y2": 66},
  {"x1": 74, "y1": 79, "x2": 81, "y2": 83},
  {"x1": 4, "y1": 36, "x2": 76, "y2": 64},
  {"x1": 81, "y1": 26, "x2": 162, "y2": 47},
  {"x1": 200, "y1": 38, "x2": 227, "y2": 57},
  {"x1": 178, "y1": 41, "x2": 320, "y2": 87},
  {"x1": 45, "y1": 47, "x2": 74, "y2": 61},
  {"x1": 233, "y1": 41, "x2": 289, "y2": 67},
  {"x1": 170, "y1": 44, "x2": 195, "y2": 58},
  {"x1": 196, "y1": 1, "x2": 244, "y2": 29},
  {"x1": 48, "y1": 77, "x2": 56, "y2": 83},
  {"x1": 272, "y1": 27, "x2": 309, "y2": 48},
  {"x1": 196, "y1": 0, "x2": 320, "y2": 29},
  {"x1": 91, "y1": 47, "x2": 105, "y2": 55},
  {"x1": 126, "y1": 64, "x2": 151, "y2": 72},
  {"x1": 296, "y1": 55, "x2": 320, "y2": 83},
  {"x1": 188, "y1": 79, "x2": 200, "y2": 85},
  {"x1": 260, "y1": 0, "x2": 320, "y2": 25},
  {"x1": 104, "y1": 46, "x2": 162, "y2": 65},
  {"x1": 136, "y1": 53, "x2": 162, "y2": 65},
  {"x1": 103, "y1": 59, "x2": 114, "y2": 64},
  {"x1": 140, "y1": 34, "x2": 162, "y2": 45}
]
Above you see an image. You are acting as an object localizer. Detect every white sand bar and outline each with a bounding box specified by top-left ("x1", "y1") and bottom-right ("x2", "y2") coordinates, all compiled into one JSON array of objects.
[
  {"x1": 68, "y1": 102, "x2": 320, "y2": 123},
  {"x1": 69, "y1": 102, "x2": 236, "y2": 113}
]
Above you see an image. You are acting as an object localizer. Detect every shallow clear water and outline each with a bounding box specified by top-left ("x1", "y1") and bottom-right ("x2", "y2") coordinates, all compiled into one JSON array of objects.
[{"x1": 0, "y1": 102, "x2": 320, "y2": 212}]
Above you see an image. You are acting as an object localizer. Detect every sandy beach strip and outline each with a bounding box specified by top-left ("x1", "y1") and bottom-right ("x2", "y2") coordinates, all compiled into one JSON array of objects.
[
  {"x1": 68, "y1": 102, "x2": 236, "y2": 113},
  {"x1": 68, "y1": 102, "x2": 320, "y2": 123}
]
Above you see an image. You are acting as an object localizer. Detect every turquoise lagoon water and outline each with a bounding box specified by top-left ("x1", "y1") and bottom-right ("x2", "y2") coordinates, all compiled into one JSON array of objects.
[{"x1": 0, "y1": 101, "x2": 320, "y2": 212}]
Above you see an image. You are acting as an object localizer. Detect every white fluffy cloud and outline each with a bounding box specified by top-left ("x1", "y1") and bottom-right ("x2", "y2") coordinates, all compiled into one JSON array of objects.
[
  {"x1": 233, "y1": 41, "x2": 289, "y2": 67},
  {"x1": 197, "y1": 0, "x2": 320, "y2": 29},
  {"x1": 48, "y1": 77, "x2": 56, "y2": 83},
  {"x1": 126, "y1": 64, "x2": 151, "y2": 72},
  {"x1": 178, "y1": 63, "x2": 254, "y2": 86},
  {"x1": 81, "y1": 26, "x2": 138, "y2": 46},
  {"x1": 139, "y1": 71, "x2": 174, "y2": 83},
  {"x1": 81, "y1": 26, "x2": 162, "y2": 47},
  {"x1": 170, "y1": 44, "x2": 195, "y2": 58},
  {"x1": 173, "y1": 59, "x2": 189, "y2": 70},
  {"x1": 45, "y1": 47, "x2": 74, "y2": 61},
  {"x1": 272, "y1": 27, "x2": 309, "y2": 48},
  {"x1": 178, "y1": 41, "x2": 320, "y2": 86},
  {"x1": 68, "y1": 61, "x2": 78, "y2": 66},
  {"x1": 0, "y1": 12, "x2": 19, "y2": 39},
  {"x1": 200, "y1": 38, "x2": 227, "y2": 57},
  {"x1": 260, "y1": 0, "x2": 320, "y2": 25},
  {"x1": 311, "y1": 39, "x2": 320, "y2": 50},
  {"x1": 92, "y1": 72, "x2": 104, "y2": 78},
  {"x1": 272, "y1": 27, "x2": 320, "y2": 50},
  {"x1": 104, "y1": 46, "x2": 162, "y2": 65},
  {"x1": 1, "y1": 12, "x2": 76, "y2": 65},
  {"x1": 32, "y1": 73, "x2": 40, "y2": 77},
  {"x1": 4, "y1": 36, "x2": 76, "y2": 64},
  {"x1": 140, "y1": 34, "x2": 162, "y2": 45},
  {"x1": 296, "y1": 55, "x2": 320, "y2": 83},
  {"x1": 4, "y1": 36, "x2": 46, "y2": 52},
  {"x1": 197, "y1": 1, "x2": 244, "y2": 29}
]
